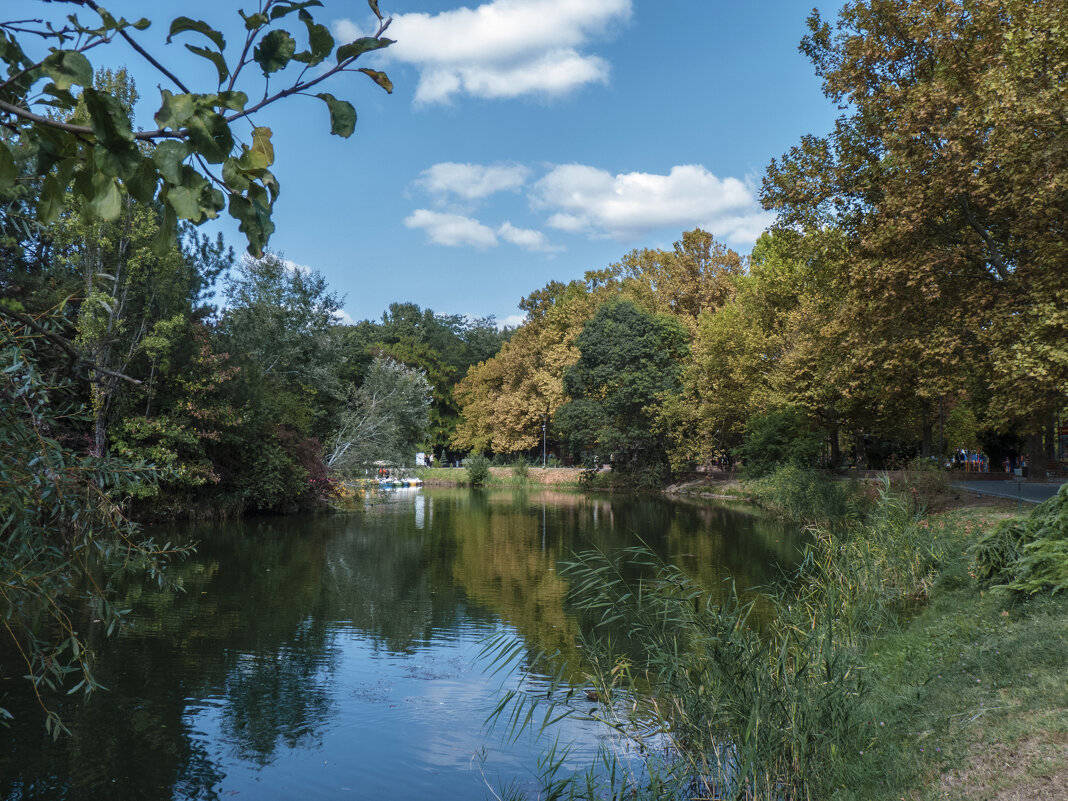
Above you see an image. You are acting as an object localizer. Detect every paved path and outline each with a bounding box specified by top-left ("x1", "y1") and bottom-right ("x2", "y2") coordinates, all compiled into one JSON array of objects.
[{"x1": 954, "y1": 479, "x2": 1064, "y2": 505}]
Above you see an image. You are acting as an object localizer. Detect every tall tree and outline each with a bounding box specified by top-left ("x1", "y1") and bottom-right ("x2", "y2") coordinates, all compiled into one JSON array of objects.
[
  {"x1": 763, "y1": 0, "x2": 1068, "y2": 468},
  {"x1": 555, "y1": 299, "x2": 689, "y2": 480}
]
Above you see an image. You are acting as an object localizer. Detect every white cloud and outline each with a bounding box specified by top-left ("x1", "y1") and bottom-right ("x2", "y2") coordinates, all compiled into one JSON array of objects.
[
  {"x1": 282, "y1": 258, "x2": 313, "y2": 276},
  {"x1": 332, "y1": 308, "x2": 356, "y2": 325},
  {"x1": 404, "y1": 209, "x2": 499, "y2": 248},
  {"x1": 497, "y1": 221, "x2": 563, "y2": 252},
  {"x1": 499, "y1": 313, "x2": 526, "y2": 328},
  {"x1": 415, "y1": 162, "x2": 529, "y2": 202},
  {"x1": 531, "y1": 164, "x2": 774, "y2": 245},
  {"x1": 404, "y1": 209, "x2": 559, "y2": 252},
  {"x1": 333, "y1": 0, "x2": 631, "y2": 104}
]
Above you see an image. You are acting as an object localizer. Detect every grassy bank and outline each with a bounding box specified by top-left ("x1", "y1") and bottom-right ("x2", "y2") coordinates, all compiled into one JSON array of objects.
[
  {"x1": 850, "y1": 504, "x2": 1068, "y2": 801},
  {"x1": 489, "y1": 475, "x2": 1067, "y2": 800}
]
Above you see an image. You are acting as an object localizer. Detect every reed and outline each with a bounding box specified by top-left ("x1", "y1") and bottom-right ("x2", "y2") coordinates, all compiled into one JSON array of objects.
[{"x1": 484, "y1": 478, "x2": 949, "y2": 799}]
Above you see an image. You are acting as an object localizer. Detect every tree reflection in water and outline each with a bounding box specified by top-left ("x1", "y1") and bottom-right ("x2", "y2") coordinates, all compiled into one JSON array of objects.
[{"x1": 0, "y1": 489, "x2": 800, "y2": 801}]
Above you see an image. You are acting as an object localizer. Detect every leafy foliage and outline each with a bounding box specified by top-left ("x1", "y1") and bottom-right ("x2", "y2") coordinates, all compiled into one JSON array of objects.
[
  {"x1": 972, "y1": 483, "x2": 1068, "y2": 595},
  {"x1": 0, "y1": 1, "x2": 394, "y2": 255},
  {"x1": 737, "y1": 406, "x2": 825, "y2": 478},
  {"x1": 464, "y1": 451, "x2": 490, "y2": 487},
  {"x1": 326, "y1": 356, "x2": 431, "y2": 474},
  {"x1": 0, "y1": 311, "x2": 189, "y2": 733},
  {"x1": 555, "y1": 299, "x2": 689, "y2": 476}
]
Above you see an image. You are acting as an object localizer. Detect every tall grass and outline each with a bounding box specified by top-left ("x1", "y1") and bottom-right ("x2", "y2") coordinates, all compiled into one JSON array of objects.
[
  {"x1": 484, "y1": 479, "x2": 948, "y2": 799},
  {"x1": 747, "y1": 465, "x2": 861, "y2": 527}
]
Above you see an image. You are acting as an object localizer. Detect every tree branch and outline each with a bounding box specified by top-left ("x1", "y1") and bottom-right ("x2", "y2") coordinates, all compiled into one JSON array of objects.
[
  {"x1": 957, "y1": 197, "x2": 1011, "y2": 280},
  {"x1": 0, "y1": 306, "x2": 142, "y2": 385}
]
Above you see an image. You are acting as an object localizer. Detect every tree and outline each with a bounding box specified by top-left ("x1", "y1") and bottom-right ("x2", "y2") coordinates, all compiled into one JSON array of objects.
[
  {"x1": 763, "y1": 0, "x2": 1068, "y2": 470},
  {"x1": 326, "y1": 356, "x2": 431, "y2": 474},
  {"x1": 343, "y1": 302, "x2": 512, "y2": 458},
  {"x1": 590, "y1": 229, "x2": 744, "y2": 334},
  {"x1": 0, "y1": 0, "x2": 394, "y2": 257},
  {"x1": 222, "y1": 250, "x2": 344, "y2": 420},
  {"x1": 1, "y1": 312, "x2": 190, "y2": 732},
  {"x1": 555, "y1": 299, "x2": 689, "y2": 478},
  {"x1": 453, "y1": 280, "x2": 595, "y2": 456}
]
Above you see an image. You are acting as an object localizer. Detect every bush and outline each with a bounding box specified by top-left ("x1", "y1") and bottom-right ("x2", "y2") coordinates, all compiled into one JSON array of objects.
[
  {"x1": 749, "y1": 464, "x2": 859, "y2": 526},
  {"x1": 512, "y1": 457, "x2": 529, "y2": 480},
  {"x1": 972, "y1": 483, "x2": 1068, "y2": 594},
  {"x1": 737, "y1": 406, "x2": 825, "y2": 478},
  {"x1": 890, "y1": 458, "x2": 951, "y2": 511},
  {"x1": 464, "y1": 451, "x2": 490, "y2": 487}
]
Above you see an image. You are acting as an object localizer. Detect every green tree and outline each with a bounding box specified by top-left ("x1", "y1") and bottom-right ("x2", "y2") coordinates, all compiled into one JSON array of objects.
[
  {"x1": 326, "y1": 356, "x2": 431, "y2": 474},
  {"x1": 0, "y1": 1, "x2": 394, "y2": 256},
  {"x1": 555, "y1": 299, "x2": 689, "y2": 479},
  {"x1": 343, "y1": 302, "x2": 512, "y2": 458},
  {"x1": 763, "y1": 0, "x2": 1068, "y2": 469},
  {"x1": 1, "y1": 312, "x2": 189, "y2": 732}
]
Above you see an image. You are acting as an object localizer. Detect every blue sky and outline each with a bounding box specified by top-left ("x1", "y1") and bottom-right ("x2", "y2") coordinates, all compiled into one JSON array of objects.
[{"x1": 35, "y1": 1, "x2": 842, "y2": 326}]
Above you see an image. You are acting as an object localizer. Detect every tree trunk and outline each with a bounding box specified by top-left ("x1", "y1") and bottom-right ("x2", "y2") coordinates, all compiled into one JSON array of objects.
[
  {"x1": 1026, "y1": 431, "x2": 1044, "y2": 481},
  {"x1": 920, "y1": 398, "x2": 933, "y2": 459},
  {"x1": 829, "y1": 424, "x2": 841, "y2": 468},
  {"x1": 854, "y1": 429, "x2": 867, "y2": 468}
]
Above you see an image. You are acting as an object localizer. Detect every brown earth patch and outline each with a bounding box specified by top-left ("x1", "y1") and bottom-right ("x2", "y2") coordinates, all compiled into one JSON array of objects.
[
  {"x1": 487, "y1": 467, "x2": 585, "y2": 485},
  {"x1": 937, "y1": 730, "x2": 1068, "y2": 800}
]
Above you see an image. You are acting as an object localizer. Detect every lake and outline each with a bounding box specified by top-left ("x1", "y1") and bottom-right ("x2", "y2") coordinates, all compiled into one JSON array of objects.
[{"x1": 0, "y1": 488, "x2": 800, "y2": 801}]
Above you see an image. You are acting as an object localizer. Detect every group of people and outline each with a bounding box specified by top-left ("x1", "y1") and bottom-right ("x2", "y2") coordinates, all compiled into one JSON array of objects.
[{"x1": 951, "y1": 449, "x2": 989, "y2": 472}]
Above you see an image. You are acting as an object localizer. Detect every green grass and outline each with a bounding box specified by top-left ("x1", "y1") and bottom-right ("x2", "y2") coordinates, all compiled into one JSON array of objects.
[
  {"x1": 484, "y1": 488, "x2": 1068, "y2": 800},
  {"x1": 840, "y1": 506, "x2": 1068, "y2": 800}
]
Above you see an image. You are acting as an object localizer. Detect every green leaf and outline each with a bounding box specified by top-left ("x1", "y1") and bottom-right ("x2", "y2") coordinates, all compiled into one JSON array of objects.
[
  {"x1": 39, "y1": 82, "x2": 78, "y2": 111},
  {"x1": 316, "y1": 93, "x2": 356, "y2": 137},
  {"x1": 222, "y1": 156, "x2": 251, "y2": 191},
  {"x1": 269, "y1": 1, "x2": 324, "y2": 21},
  {"x1": 215, "y1": 91, "x2": 248, "y2": 111},
  {"x1": 185, "y1": 109, "x2": 233, "y2": 164},
  {"x1": 239, "y1": 10, "x2": 269, "y2": 30},
  {"x1": 40, "y1": 50, "x2": 93, "y2": 90},
  {"x1": 152, "y1": 140, "x2": 192, "y2": 184},
  {"x1": 253, "y1": 29, "x2": 296, "y2": 74},
  {"x1": 358, "y1": 67, "x2": 394, "y2": 93},
  {"x1": 0, "y1": 145, "x2": 16, "y2": 195},
  {"x1": 131, "y1": 18, "x2": 151, "y2": 31},
  {"x1": 336, "y1": 37, "x2": 392, "y2": 63},
  {"x1": 126, "y1": 158, "x2": 158, "y2": 204},
  {"x1": 94, "y1": 140, "x2": 141, "y2": 180},
  {"x1": 185, "y1": 44, "x2": 229, "y2": 85},
  {"x1": 294, "y1": 13, "x2": 334, "y2": 66},
  {"x1": 166, "y1": 180, "x2": 206, "y2": 221},
  {"x1": 37, "y1": 175, "x2": 64, "y2": 223},
  {"x1": 88, "y1": 172, "x2": 122, "y2": 220},
  {"x1": 152, "y1": 205, "x2": 178, "y2": 256},
  {"x1": 166, "y1": 17, "x2": 225, "y2": 51},
  {"x1": 368, "y1": 0, "x2": 383, "y2": 21},
  {"x1": 228, "y1": 192, "x2": 274, "y2": 257},
  {"x1": 82, "y1": 88, "x2": 134, "y2": 143},
  {"x1": 154, "y1": 90, "x2": 196, "y2": 130}
]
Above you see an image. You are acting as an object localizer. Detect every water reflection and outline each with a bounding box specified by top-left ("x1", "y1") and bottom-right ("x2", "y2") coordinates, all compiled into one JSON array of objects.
[{"x1": 0, "y1": 489, "x2": 799, "y2": 800}]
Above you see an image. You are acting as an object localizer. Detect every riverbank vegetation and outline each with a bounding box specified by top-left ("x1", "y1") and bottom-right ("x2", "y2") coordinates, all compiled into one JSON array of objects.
[
  {"x1": 3, "y1": 0, "x2": 1066, "y2": 766},
  {"x1": 488, "y1": 479, "x2": 1068, "y2": 800}
]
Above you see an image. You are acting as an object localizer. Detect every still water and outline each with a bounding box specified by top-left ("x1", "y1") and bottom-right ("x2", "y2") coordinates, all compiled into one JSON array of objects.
[{"x1": 0, "y1": 488, "x2": 800, "y2": 801}]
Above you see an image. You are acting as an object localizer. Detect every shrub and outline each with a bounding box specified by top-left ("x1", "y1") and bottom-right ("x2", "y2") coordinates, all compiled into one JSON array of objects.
[
  {"x1": 737, "y1": 406, "x2": 825, "y2": 478},
  {"x1": 512, "y1": 457, "x2": 529, "y2": 480},
  {"x1": 749, "y1": 464, "x2": 859, "y2": 526},
  {"x1": 972, "y1": 483, "x2": 1068, "y2": 594},
  {"x1": 890, "y1": 458, "x2": 951, "y2": 511},
  {"x1": 464, "y1": 451, "x2": 491, "y2": 487}
]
